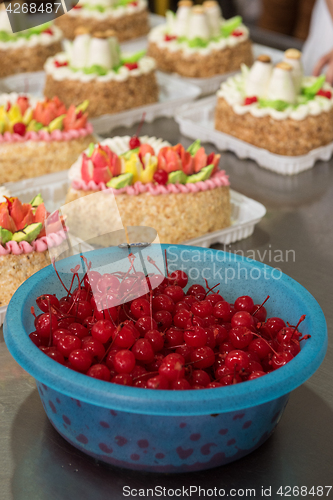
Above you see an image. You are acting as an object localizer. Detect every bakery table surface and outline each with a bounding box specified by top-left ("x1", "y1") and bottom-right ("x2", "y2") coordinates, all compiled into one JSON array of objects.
[{"x1": 1, "y1": 118, "x2": 333, "y2": 500}]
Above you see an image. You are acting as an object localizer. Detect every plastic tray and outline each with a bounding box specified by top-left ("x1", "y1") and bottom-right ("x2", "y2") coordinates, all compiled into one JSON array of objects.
[
  {"x1": 175, "y1": 95, "x2": 333, "y2": 175},
  {"x1": 0, "y1": 71, "x2": 201, "y2": 135},
  {"x1": 0, "y1": 172, "x2": 266, "y2": 326}
]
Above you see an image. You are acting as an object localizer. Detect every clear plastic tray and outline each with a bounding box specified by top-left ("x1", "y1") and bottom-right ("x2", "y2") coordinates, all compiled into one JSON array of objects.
[
  {"x1": 175, "y1": 96, "x2": 333, "y2": 175},
  {"x1": 0, "y1": 71, "x2": 201, "y2": 135},
  {"x1": 0, "y1": 172, "x2": 266, "y2": 326}
]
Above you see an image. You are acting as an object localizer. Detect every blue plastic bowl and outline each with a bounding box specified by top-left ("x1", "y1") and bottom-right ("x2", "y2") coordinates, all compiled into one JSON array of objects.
[{"x1": 4, "y1": 245, "x2": 327, "y2": 472}]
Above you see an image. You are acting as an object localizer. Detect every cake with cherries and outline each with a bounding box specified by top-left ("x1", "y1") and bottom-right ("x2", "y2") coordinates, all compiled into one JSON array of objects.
[
  {"x1": 55, "y1": 0, "x2": 149, "y2": 42},
  {"x1": 215, "y1": 49, "x2": 333, "y2": 156},
  {"x1": 0, "y1": 93, "x2": 94, "y2": 183},
  {"x1": 147, "y1": 0, "x2": 253, "y2": 78},
  {"x1": 0, "y1": 194, "x2": 66, "y2": 307},
  {"x1": 0, "y1": 6, "x2": 63, "y2": 78},
  {"x1": 65, "y1": 136, "x2": 231, "y2": 244},
  {"x1": 44, "y1": 28, "x2": 158, "y2": 118}
]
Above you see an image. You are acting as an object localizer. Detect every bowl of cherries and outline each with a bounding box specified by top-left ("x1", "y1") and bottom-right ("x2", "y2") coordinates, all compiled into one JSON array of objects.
[{"x1": 4, "y1": 244, "x2": 327, "y2": 473}]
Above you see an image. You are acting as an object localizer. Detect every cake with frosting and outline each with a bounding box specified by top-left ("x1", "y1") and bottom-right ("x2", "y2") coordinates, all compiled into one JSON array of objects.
[
  {"x1": 215, "y1": 49, "x2": 333, "y2": 156},
  {"x1": 0, "y1": 93, "x2": 94, "y2": 183},
  {"x1": 147, "y1": 1, "x2": 253, "y2": 78},
  {"x1": 0, "y1": 194, "x2": 66, "y2": 307},
  {"x1": 65, "y1": 135, "x2": 231, "y2": 244},
  {"x1": 0, "y1": 6, "x2": 63, "y2": 78},
  {"x1": 43, "y1": 28, "x2": 158, "y2": 118},
  {"x1": 55, "y1": 0, "x2": 149, "y2": 42}
]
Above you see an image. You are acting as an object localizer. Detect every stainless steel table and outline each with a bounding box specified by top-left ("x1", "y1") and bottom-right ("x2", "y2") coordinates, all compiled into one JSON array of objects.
[{"x1": 1, "y1": 118, "x2": 332, "y2": 500}]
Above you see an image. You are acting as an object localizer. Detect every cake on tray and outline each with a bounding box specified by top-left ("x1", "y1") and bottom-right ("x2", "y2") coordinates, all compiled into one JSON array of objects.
[
  {"x1": 44, "y1": 28, "x2": 158, "y2": 118},
  {"x1": 215, "y1": 49, "x2": 333, "y2": 156},
  {"x1": 147, "y1": 0, "x2": 253, "y2": 78},
  {"x1": 65, "y1": 136, "x2": 231, "y2": 244},
  {"x1": 0, "y1": 194, "x2": 66, "y2": 307},
  {"x1": 0, "y1": 93, "x2": 94, "y2": 183},
  {"x1": 0, "y1": 7, "x2": 63, "y2": 78},
  {"x1": 55, "y1": 0, "x2": 149, "y2": 42}
]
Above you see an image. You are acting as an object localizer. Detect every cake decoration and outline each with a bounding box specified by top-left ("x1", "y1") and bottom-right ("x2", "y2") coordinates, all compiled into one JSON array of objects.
[
  {"x1": 0, "y1": 94, "x2": 94, "y2": 183},
  {"x1": 215, "y1": 49, "x2": 333, "y2": 155},
  {"x1": 66, "y1": 136, "x2": 230, "y2": 244},
  {"x1": 44, "y1": 29, "x2": 158, "y2": 117},
  {"x1": 0, "y1": 194, "x2": 66, "y2": 306},
  {"x1": 147, "y1": 0, "x2": 253, "y2": 78}
]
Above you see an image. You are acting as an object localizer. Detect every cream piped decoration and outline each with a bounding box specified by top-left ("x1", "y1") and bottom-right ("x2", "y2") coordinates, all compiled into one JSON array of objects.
[{"x1": 245, "y1": 54, "x2": 272, "y2": 98}]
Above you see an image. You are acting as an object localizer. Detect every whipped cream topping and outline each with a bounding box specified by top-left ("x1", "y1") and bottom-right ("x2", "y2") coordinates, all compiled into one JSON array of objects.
[
  {"x1": 44, "y1": 53, "x2": 156, "y2": 83},
  {"x1": 0, "y1": 91, "x2": 37, "y2": 107},
  {"x1": 148, "y1": 23, "x2": 249, "y2": 57},
  {"x1": 217, "y1": 73, "x2": 333, "y2": 121},
  {"x1": 0, "y1": 25, "x2": 62, "y2": 50},
  {"x1": 0, "y1": 123, "x2": 93, "y2": 143},
  {"x1": 0, "y1": 230, "x2": 66, "y2": 255},
  {"x1": 68, "y1": 135, "x2": 230, "y2": 195},
  {"x1": 68, "y1": 0, "x2": 147, "y2": 19}
]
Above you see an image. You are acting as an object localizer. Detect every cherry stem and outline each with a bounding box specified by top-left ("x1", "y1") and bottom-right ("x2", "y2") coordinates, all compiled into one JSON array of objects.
[
  {"x1": 293, "y1": 314, "x2": 306, "y2": 334},
  {"x1": 252, "y1": 295, "x2": 270, "y2": 317},
  {"x1": 52, "y1": 257, "x2": 70, "y2": 293},
  {"x1": 164, "y1": 249, "x2": 170, "y2": 278},
  {"x1": 30, "y1": 306, "x2": 36, "y2": 318},
  {"x1": 147, "y1": 256, "x2": 164, "y2": 276},
  {"x1": 204, "y1": 279, "x2": 220, "y2": 296},
  {"x1": 134, "y1": 112, "x2": 146, "y2": 138}
]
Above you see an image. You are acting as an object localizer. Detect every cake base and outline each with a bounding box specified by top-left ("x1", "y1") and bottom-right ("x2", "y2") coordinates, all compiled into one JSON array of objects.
[
  {"x1": 147, "y1": 39, "x2": 253, "y2": 78},
  {"x1": 55, "y1": 9, "x2": 149, "y2": 42},
  {"x1": 215, "y1": 97, "x2": 333, "y2": 156},
  {"x1": 0, "y1": 135, "x2": 94, "y2": 183},
  {"x1": 44, "y1": 72, "x2": 159, "y2": 118},
  {"x1": 0, "y1": 251, "x2": 50, "y2": 307},
  {"x1": 0, "y1": 41, "x2": 62, "y2": 78},
  {"x1": 65, "y1": 185, "x2": 231, "y2": 244}
]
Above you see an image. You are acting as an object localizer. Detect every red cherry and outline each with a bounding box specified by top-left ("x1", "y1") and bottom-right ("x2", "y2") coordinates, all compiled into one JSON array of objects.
[
  {"x1": 234, "y1": 295, "x2": 254, "y2": 313},
  {"x1": 13, "y1": 122, "x2": 27, "y2": 137},
  {"x1": 144, "y1": 329, "x2": 164, "y2": 352},
  {"x1": 266, "y1": 317, "x2": 286, "y2": 337},
  {"x1": 248, "y1": 371, "x2": 266, "y2": 380},
  {"x1": 135, "y1": 316, "x2": 158, "y2": 336},
  {"x1": 42, "y1": 28, "x2": 53, "y2": 35},
  {"x1": 68, "y1": 322, "x2": 88, "y2": 339},
  {"x1": 152, "y1": 294, "x2": 174, "y2": 314},
  {"x1": 213, "y1": 301, "x2": 233, "y2": 321},
  {"x1": 168, "y1": 270, "x2": 188, "y2": 288},
  {"x1": 190, "y1": 346, "x2": 215, "y2": 369},
  {"x1": 172, "y1": 378, "x2": 191, "y2": 390},
  {"x1": 164, "y1": 285, "x2": 184, "y2": 303},
  {"x1": 232, "y1": 29, "x2": 243, "y2": 37},
  {"x1": 69, "y1": 349, "x2": 92, "y2": 372},
  {"x1": 87, "y1": 364, "x2": 110, "y2": 381},
  {"x1": 153, "y1": 310, "x2": 173, "y2": 331},
  {"x1": 113, "y1": 350, "x2": 136, "y2": 374},
  {"x1": 206, "y1": 293, "x2": 224, "y2": 306},
  {"x1": 248, "y1": 338, "x2": 271, "y2": 359},
  {"x1": 165, "y1": 327, "x2": 183, "y2": 348},
  {"x1": 45, "y1": 348, "x2": 65, "y2": 365},
  {"x1": 129, "y1": 136, "x2": 141, "y2": 149},
  {"x1": 132, "y1": 338, "x2": 155, "y2": 363},
  {"x1": 124, "y1": 62, "x2": 139, "y2": 70},
  {"x1": 153, "y1": 170, "x2": 168, "y2": 185},
  {"x1": 54, "y1": 60, "x2": 68, "y2": 67},
  {"x1": 271, "y1": 352, "x2": 294, "y2": 370},
  {"x1": 184, "y1": 326, "x2": 207, "y2": 348},
  {"x1": 147, "y1": 375, "x2": 169, "y2": 389},
  {"x1": 164, "y1": 34, "x2": 177, "y2": 41},
  {"x1": 251, "y1": 304, "x2": 267, "y2": 322},
  {"x1": 130, "y1": 298, "x2": 150, "y2": 319},
  {"x1": 187, "y1": 284, "x2": 205, "y2": 296},
  {"x1": 317, "y1": 89, "x2": 332, "y2": 99},
  {"x1": 35, "y1": 313, "x2": 58, "y2": 338},
  {"x1": 189, "y1": 369, "x2": 210, "y2": 387},
  {"x1": 191, "y1": 300, "x2": 213, "y2": 318},
  {"x1": 52, "y1": 328, "x2": 71, "y2": 346},
  {"x1": 159, "y1": 353, "x2": 185, "y2": 381},
  {"x1": 82, "y1": 338, "x2": 105, "y2": 361},
  {"x1": 229, "y1": 326, "x2": 253, "y2": 349},
  {"x1": 225, "y1": 350, "x2": 249, "y2": 371},
  {"x1": 244, "y1": 96, "x2": 258, "y2": 105},
  {"x1": 111, "y1": 374, "x2": 133, "y2": 386},
  {"x1": 112, "y1": 323, "x2": 136, "y2": 348},
  {"x1": 91, "y1": 320, "x2": 114, "y2": 343},
  {"x1": 36, "y1": 294, "x2": 60, "y2": 312},
  {"x1": 57, "y1": 335, "x2": 81, "y2": 357}
]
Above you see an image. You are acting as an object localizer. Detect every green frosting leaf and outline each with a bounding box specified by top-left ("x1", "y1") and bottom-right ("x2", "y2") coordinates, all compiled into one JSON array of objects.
[
  {"x1": 168, "y1": 170, "x2": 188, "y2": 184},
  {"x1": 302, "y1": 75, "x2": 326, "y2": 97},
  {"x1": 187, "y1": 139, "x2": 201, "y2": 156},
  {"x1": 0, "y1": 227, "x2": 13, "y2": 245},
  {"x1": 87, "y1": 143, "x2": 95, "y2": 157},
  {"x1": 221, "y1": 15, "x2": 242, "y2": 37},
  {"x1": 258, "y1": 99, "x2": 290, "y2": 112},
  {"x1": 83, "y1": 64, "x2": 108, "y2": 76},
  {"x1": 121, "y1": 50, "x2": 146, "y2": 64},
  {"x1": 187, "y1": 37, "x2": 209, "y2": 48}
]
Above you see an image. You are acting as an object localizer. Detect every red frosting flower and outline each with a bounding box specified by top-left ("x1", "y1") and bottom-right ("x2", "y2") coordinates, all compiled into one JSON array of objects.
[
  {"x1": 81, "y1": 145, "x2": 122, "y2": 184},
  {"x1": 157, "y1": 147, "x2": 183, "y2": 173},
  {"x1": 0, "y1": 198, "x2": 48, "y2": 238}
]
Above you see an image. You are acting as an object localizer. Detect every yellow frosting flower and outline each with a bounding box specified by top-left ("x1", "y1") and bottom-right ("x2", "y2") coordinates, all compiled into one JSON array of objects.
[{"x1": 124, "y1": 153, "x2": 143, "y2": 184}]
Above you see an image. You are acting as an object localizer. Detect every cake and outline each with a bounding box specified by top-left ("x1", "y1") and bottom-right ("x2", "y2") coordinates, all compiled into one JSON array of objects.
[
  {"x1": 0, "y1": 194, "x2": 66, "y2": 307},
  {"x1": 215, "y1": 49, "x2": 333, "y2": 156},
  {"x1": 0, "y1": 93, "x2": 94, "y2": 183},
  {"x1": 0, "y1": 7, "x2": 63, "y2": 78},
  {"x1": 147, "y1": 1, "x2": 253, "y2": 78},
  {"x1": 43, "y1": 28, "x2": 158, "y2": 118},
  {"x1": 65, "y1": 135, "x2": 231, "y2": 244},
  {"x1": 55, "y1": 0, "x2": 149, "y2": 42}
]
